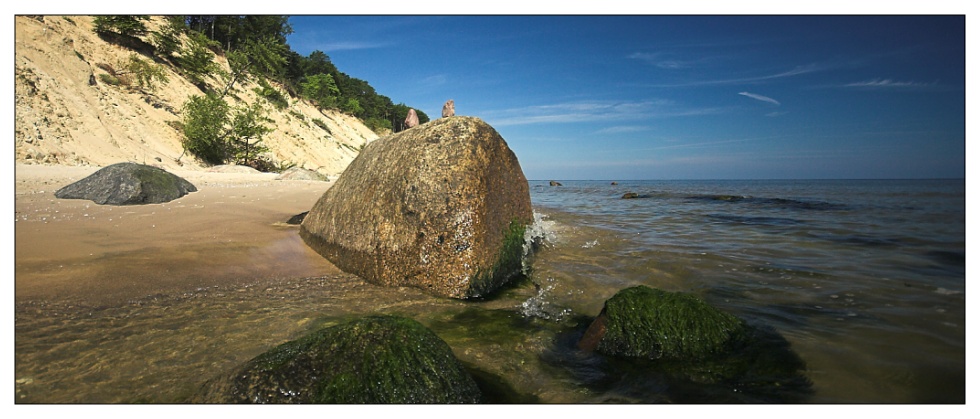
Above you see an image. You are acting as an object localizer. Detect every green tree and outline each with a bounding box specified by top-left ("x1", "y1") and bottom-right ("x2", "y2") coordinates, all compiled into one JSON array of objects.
[
  {"x1": 228, "y1": 102, "x2": 272, "y2": 166},
  {"x1": 178, "y1": 31, "x2": 222, "y2": 87},
  {"x1": 124, "y1": 54, "x2": 169, "y2": 92},
  {"x1": 301, "y1": 73, "x2": 340, "y2": 109},
  {"x1": 341, "y1": 97, "x2": 364, "y2": 116},
  {"x1": 151, "y1": 16, "x2": 185, "y2": 61},
  {"x1": 222, "y1": 36, "x2": 288, "y2": 97},
  {"x1": 181, "y1": 93, "x2": 230, "y2": 165},
  {"x1": 93, "y1": 15, "x2": 149, "y2": 37}
]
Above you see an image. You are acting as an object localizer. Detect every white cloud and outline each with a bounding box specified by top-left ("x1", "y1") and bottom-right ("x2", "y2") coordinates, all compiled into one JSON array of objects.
[
  {"x1": 648, "y1": 63, "x2": 823, "y2": 87},
  {"x1": 483, "y1": 100, "x2": 726, "y2": 126},
  {"x1": 842, "y1": 78, "x2": 936, "y2": 88},
  {"x1": 595, "y1": 125, "x2": 650, "y2": 134},
  {"x1": 738, "y1": 92, "x2": 781, "y2": 106}
]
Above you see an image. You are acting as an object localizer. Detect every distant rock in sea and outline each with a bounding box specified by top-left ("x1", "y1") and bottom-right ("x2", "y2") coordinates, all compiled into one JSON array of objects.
[
  {"x1": 549, "y1": 181, "x2": 562, "y2": 187},
  {"x1": 621, "y1": 192, "x2": 639, "y2": 199},
  {"x1": 300, "y1": 116, "x2": 533, "y2": 299},
  {"x1": 54, "y1": 162, "x2": 196, "y2": 205}
]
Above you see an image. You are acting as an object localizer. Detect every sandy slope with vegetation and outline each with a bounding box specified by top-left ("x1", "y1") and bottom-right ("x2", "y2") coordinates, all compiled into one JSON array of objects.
[
  {"x1": 14, "y1": 15, "x2": 379, "y2": 176},
  {"x1": 13, "y1": 15, "x2": 383, "y2": 303}
]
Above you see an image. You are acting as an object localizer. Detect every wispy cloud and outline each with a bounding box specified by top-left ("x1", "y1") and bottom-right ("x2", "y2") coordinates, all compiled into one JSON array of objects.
[
  {"x1": 317, "y1": 41, "x2": 391, "y2": 52},
  {"x1": 594, "y1": 125, "x2": 651, "y2": 134},
  {"x1": 628, "y1": 52, "x2": 693, "y2": 69},
  {"x1": 483, "y1": 100, "x2": 726, "y2": 127},
  {"x1": 647, "y1": 64, "x2": 823, "y2": 88},
  {"x1": 841, "y1": 78, "x2": 938, "y2": 89},
  {"x1": 765, "y1": 111, "x2": 788, "y2": 117},
  {"x1": 738, "y1": 92, "x2": 780, "y2": 106}
]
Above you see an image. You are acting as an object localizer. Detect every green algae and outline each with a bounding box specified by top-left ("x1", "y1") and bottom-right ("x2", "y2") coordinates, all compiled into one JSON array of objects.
[
  {"x1": 597, "y1": 286, "x2": 747, "y2": 361},
  {"x1": 195, "y1": 315, "x2": 481, "y2": 403},
  {"x1": 468, "y1": 218, "x2": 528, "y2": 298}
]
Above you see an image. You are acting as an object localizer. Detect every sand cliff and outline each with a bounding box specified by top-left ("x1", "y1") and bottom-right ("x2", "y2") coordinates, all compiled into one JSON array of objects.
[{"x1": 14, "y1": 15, "x2": 379, "y2": 177}]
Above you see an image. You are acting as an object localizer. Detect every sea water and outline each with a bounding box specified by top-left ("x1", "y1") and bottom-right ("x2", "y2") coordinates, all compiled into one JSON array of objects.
[
  {"x1": 15, "y1": 179, "x2": 965, "y2": 403},
  {"x1": 522, "y1": 179, "x2": 965, "y2": 403}
]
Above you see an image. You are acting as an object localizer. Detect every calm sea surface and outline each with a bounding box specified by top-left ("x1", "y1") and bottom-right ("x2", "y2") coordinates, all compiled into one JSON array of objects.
[
  {"x1": 15, "y1": 179, "x2": 965, "y2": 403},
  {"x1": 523, "y1": 179, "x2": 965, "y2": 403}
]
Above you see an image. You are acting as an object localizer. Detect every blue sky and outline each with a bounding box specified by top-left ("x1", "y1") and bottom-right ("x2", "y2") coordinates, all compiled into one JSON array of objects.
[{"x1": 285, "y1": 15, "x2": 965, "y2": 180}]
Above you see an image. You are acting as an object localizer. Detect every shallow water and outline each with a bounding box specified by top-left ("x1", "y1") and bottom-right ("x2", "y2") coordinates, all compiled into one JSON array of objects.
[{"x1": 14, "y1": 179, "x2": 965, "y2": 403}]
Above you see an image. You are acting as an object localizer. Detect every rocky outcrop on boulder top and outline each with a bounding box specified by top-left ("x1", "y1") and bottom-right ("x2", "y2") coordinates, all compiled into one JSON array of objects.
[
  {"x1": 300, "y1": 116, "x2": 533, "y2": 299},
  {"x1": 54, "y1": 162, "x2": 196, "y2": 205}
]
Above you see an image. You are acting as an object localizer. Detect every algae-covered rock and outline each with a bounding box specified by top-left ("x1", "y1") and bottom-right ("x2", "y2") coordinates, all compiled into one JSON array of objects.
[
  {"x1": 300, "y1": 116, "x2": 533, "y2": 299},
  {"x1": 54, "y1": 162, "x2": 196, "y2": 205},
  {"x1": 574, "y1": 286, "x2": 811, "y2": 401},
  {"x1": 192, "y1": 315, "x2": 481, "y2": 404},
  {"x1": 579, "y1": 286, "x2": 747, "y2": 360}
]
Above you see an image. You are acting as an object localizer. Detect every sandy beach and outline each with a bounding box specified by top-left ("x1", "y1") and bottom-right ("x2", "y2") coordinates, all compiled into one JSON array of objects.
[{"x1": 14, "y1": 163, "x2": 344, "y2": 306}]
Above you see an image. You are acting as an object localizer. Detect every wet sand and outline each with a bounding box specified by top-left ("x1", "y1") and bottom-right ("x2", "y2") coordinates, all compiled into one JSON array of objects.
[{"x1": 14, "y1": 163, "x2": 343, "y2": 306}]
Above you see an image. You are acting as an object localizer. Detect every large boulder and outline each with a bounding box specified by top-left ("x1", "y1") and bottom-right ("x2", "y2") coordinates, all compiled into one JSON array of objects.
[
  {"x1": 300, "y1": 116, "x2": 533, "y2": 299},
  {"x1": 191, "y1": 316, "x2": 482, "y2": 404},
  {"x1": 54, "y1": 162, "x2": 196, "y2": 205}
]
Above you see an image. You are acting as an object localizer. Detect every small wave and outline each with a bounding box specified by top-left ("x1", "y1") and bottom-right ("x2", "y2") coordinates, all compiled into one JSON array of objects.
[
  {"x1": 519, "y1": 277, "x2": 572, "y2": 321},
  {"x1": 934, "y1": 287, "x2": 963, "y2": 296},
  {"x1": 522, "y1": 211, "x2": 562, "y2": 274},
  {"x1": 581, "y1": 240, "x2": 599, "y2": 249}
]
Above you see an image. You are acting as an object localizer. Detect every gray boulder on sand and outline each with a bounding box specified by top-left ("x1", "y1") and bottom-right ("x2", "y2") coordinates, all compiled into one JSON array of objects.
[
  {"x1": 54, "y1": 162, "x2": 196, "y2": 205},
  {"x1": 300, "y1": 116, "x2": 533, "y2": 299},
  {"x1": 275, "y1": 166, "x2": 329, "y2": 181}
]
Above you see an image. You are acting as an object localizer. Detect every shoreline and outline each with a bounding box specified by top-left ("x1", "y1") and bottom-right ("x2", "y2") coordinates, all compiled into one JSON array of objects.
[{"x1": 14, "y1": 163, "x2": 343, "y2": 306}]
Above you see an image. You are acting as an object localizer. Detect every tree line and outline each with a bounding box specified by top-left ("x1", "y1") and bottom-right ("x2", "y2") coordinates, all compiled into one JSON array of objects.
[{"x1": 92, "y1": 15, "x2": 429, "y2": 169}]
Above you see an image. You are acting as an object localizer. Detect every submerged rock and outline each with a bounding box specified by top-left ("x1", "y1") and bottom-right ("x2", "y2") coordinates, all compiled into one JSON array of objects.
[
  {"x1": 579, "y1": 286, "x2": 747, "y2": 360},
  {"x1": 192, "y1": 316, "x2": 481, "y2": 403},
  {"x1": 54, "y1": 162, "x2": 196, "y2": 205},
  {"x1": 286, "y1": 211, "x2": 308, "y2": 225},
  {"x1": 575, "y1": 285, "x2": 811, "y2": 400},
  {"x1": 621, "y1": 192, "x2": 639, "y2": 199},
  {"x1": 300, "y1": 116, "x2": 533, "y2": 299}
]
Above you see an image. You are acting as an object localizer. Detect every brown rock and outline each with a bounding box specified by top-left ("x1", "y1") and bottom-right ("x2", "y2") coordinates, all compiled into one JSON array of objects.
[
  {"x1": 300, "y1": 116, "x2": 533, "y2": 299},
  {"x1": 549, "y1": 180, "x2": 562, "y2": 187},
  {"x1": 404, "y1": 108, "x2": 419, "y2": 128},
  {"x1": 622, "y1": 192, "x2": 639, "y2": 199},
  {"x1": 442, "y1": 99, "x2": 455, "y2": 118}
]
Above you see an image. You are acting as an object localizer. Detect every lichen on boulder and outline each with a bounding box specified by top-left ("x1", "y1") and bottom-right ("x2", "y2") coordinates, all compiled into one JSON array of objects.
[
  {"x1": 54, "y1": 162, "x2": 196, "y2": 205},
  {"x1": 192, "y1": 315, "x2": 481, "y2": 404},
  {"x1": 300, "y1": 116, "x2": 533, "y2": 299}
]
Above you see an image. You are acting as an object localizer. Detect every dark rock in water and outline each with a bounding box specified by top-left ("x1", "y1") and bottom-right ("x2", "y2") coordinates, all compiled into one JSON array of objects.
[
  {"x1": 300, "y1": 116, "x2": 533, "y2": 299},
  {"x1": 611, "y1": 182, "x2": 618, "y2": 185},
  {"x1": 579, "y1": 286, "x2": 747, "y2": 360},
  {"x1": 575, "y1": 286, "x2": 811, "y2": 401},
  {"x1": 404, "y1": 108, "x2": 419, "y2": 128},
  {"x1": 549, "y1": 180, "x2": 562, "y2": 187},
  {"x1": 191, "y1": 316, "x2": 481, "y2": 403},
  {"x1": 275, "y1": 167, "x2": 328, "y2": 181},
  {"x1": 442, "y1": 99, "x2": 455, "y2": 118},
  {"x1": 286, "y1": 211, "x2": 308, "y2": 225},
  {"x1": 621, "y1": 192, "x2": 639, "y2": 199},
  {"x1": 54, "y1": 162, "x2": 196, "y2": 205}
]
